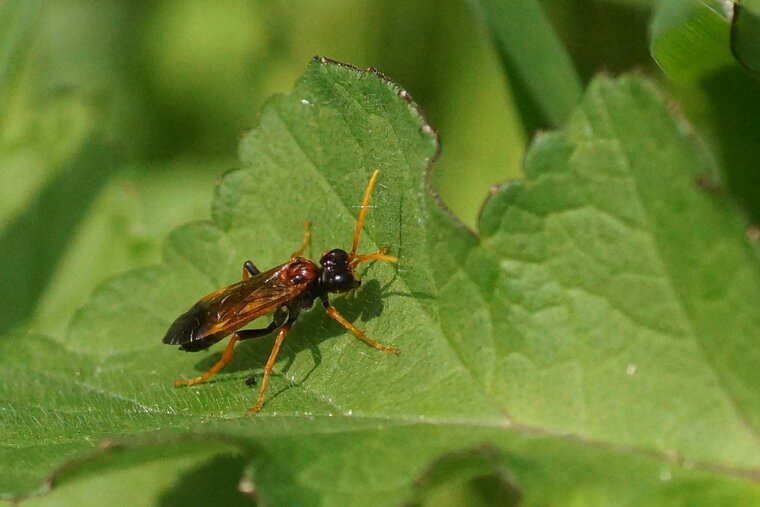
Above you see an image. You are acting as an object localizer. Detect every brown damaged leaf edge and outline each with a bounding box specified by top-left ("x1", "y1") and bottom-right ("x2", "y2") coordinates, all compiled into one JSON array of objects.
[
  {"x1": 313, "y1": 56, "x2": 478, "y2": 239},
  {"x1": 164, "y1": 169, "x2": 399, "y2": 413}
]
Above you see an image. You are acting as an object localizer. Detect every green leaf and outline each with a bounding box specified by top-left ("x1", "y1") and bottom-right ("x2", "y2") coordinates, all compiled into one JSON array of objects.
[
  {"x1": 0, "y1": 134, "x2": 112, "y2": 335},
  {"x1": 650, "y1": 0, "x2": 735, "y2": 82},
  {"x1": 0, "y1": 68, "x2": 109, "y2": 336},
  {"x1": 731, "y1": 0, "x2": 760, "y2": 73},
  {"x1": 3, "y1": 59, "x2": 760, "y2": 505},
  {"x1": 20, "y1": 440, "x2": 254, "y2": 507},
  {"x1": 27, "y1": 159, "x2": 226, "y2": 339},
  {"x1": 465, "y1": 0, "x2": 583, "y2": 129}
]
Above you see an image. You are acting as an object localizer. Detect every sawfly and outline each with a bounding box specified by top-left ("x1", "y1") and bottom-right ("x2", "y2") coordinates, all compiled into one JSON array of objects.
[{"x1": 163, "y1": 170, "x2": 398, "y2": 413}]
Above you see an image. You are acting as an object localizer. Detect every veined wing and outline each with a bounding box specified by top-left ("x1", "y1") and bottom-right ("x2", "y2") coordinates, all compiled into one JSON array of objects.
[{"x1": 163, "y1": 259, "x2": 313, "y2": 349}]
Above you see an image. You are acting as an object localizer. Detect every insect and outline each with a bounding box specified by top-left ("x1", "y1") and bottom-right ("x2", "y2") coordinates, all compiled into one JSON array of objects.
[{"x1": 163, "y1": 170, "x2": 399, "y2": 413}]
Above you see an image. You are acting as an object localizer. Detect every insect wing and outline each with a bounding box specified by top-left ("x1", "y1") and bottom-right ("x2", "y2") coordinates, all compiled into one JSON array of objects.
[
  {"x1": 208, "y1": 267, "x2": 298, "y2": 332},
  {"x1": 163, "y1": 262, "x2": 305, "y2": 349}
]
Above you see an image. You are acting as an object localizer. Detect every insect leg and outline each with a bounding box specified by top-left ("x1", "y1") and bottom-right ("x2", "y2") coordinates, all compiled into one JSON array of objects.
[
  {"x1": 348, "y1": 246, "x2": 398, "y2": 269},
  {"x1": 349, "y1": 169, "x2": 379, "y2": 258},
  {"x1": 174, "y1": 334, "x2": 240, "y2": 387},
  {"x1": 321, "y1": 297, "x2": 399, "y2": 354},
  {"x1": 174, "y1": 310, "x2": 288, "y2": 387},
  {"x1": 242, "y1": 260, "x2": 260, "y2": 279},
  {"x1": 247, "y1": 317, "x2": 296, "y2": 413},
  {"x1": 237, "y1": 308, "x2": 287, "y2": 341},
  {"x1": 290, "y1": 220, "x2": 312, "y2": 258}
]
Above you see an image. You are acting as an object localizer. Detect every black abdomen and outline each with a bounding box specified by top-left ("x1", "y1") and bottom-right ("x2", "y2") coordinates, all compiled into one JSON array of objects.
[{"x1": 162, "y1": 302, "x2": 222, "y2": 352}]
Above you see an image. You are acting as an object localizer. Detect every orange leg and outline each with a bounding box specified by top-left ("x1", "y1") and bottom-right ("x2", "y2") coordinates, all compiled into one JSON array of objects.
[
  {"x1": 324, "y1": 303, "x2": 399, "y2": 354},
  {"x1": 291, "y1": 220, "x2": 312, "y2": 258},
  {"x1": 349, "y1": 246, "x2": 398, "y2": 270},
  {"x1": 346, "y1": 171, "x2": 399, "y2": 270},
  {"x1": 349, "y1": 169, "x2": 380, "y2": 257},
  {"x1": 175, "y1": 334, "x2": 239, "y2": 387},
  {"x1": 247, "y1": 322, "x2": 293, "y2": 413}
]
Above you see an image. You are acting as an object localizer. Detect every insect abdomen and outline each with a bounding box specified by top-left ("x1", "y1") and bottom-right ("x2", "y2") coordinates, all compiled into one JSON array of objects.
[{"x1": 162, "y1": 302, "x2": 222, "y2": 352}]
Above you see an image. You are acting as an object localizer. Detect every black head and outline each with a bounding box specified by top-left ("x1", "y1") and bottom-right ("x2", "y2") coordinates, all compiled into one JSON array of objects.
[{"x1": 319, "y1": 249, "x2": 360, "y2": 293}]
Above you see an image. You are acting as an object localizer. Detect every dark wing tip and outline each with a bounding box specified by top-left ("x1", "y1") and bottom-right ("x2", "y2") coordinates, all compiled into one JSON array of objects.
[
  {"x1": 162, "y1": 331, "x2": 183, "y2": 345},
  {"x1": 177, "y1": 336, "x2": 223, "y2": 352},
  {"x1": 163, "y1": 306, "x2": 225, "y2": 352},
  {"x1": 163, "y1": 304, "x2": 205, "y2": 346}
]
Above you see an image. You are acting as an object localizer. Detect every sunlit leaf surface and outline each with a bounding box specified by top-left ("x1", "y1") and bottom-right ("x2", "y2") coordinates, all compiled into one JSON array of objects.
[{"x1": 3, "y1": 58, "x2": 760, "y2": 506}]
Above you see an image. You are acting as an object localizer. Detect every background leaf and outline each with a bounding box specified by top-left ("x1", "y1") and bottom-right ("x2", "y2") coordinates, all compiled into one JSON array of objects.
[
  {"x1": 646, "y1": 0, "x2": 760, "y2": 224},
  {"x1": 465, "y1": 0, "x2": 583, "y2": 129},
  {"x1": 650, "y1": 0, "x2": 734, "y2": 82},
  {"x1": 3, "y1": 59, "x2": 760, "y2": 506},
  {"x1": 21, "y1": 440, "x2": 253, "y2": 507},
  {"x1": 732, "y1": 0, "x2": 760, "y2": 73}
]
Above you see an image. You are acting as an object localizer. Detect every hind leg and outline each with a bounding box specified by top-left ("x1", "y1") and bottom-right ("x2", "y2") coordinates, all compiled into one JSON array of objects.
[{"x1": 175, "y1": 310, "x2": 287, "y2": 387}]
